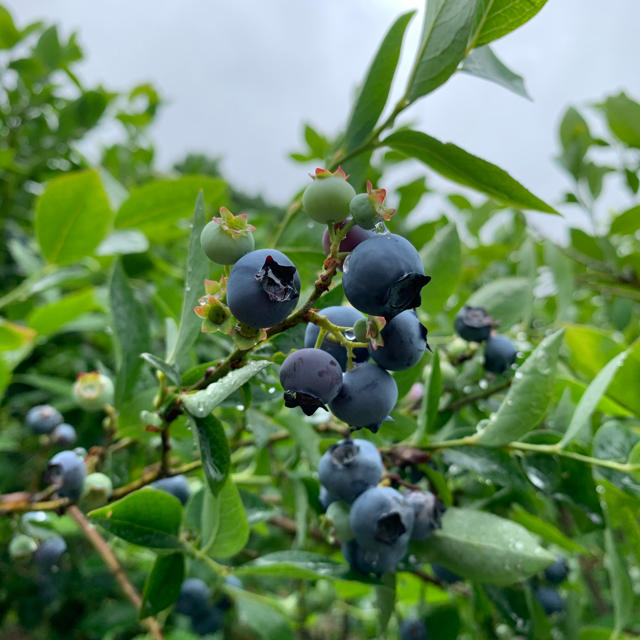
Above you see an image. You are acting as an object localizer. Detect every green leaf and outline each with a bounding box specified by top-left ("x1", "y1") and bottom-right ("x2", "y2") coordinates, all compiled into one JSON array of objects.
[
  {"x1": 472, "y1": 0, "x2": 548, "y2": 48},
  {"x1": 114, "y1": 176, "x2": 226, "y2": 234},
  {"x1": 35, "y1": 170, "x2": 113, "y2": 265},
  {"x1": 140, "y1": 553, "x2": 185, "y2": 618},
  {"x1": 405, "y1": 0, "x2": 480, "y2": 101},
  {"x1": 558, "y1": 107, "x2": 591, "y2": 178},
  {"x1": 343, "y1": 11, "x2": 415, "y2": 152},
  {"x1": 598, "y1": 92, "x2": 640, "y2": 149},
  {"x1": 466, "y1": 277, "x2": 531, "y2": 328},
  {"x1": 234, "y1": 591, "x2": 294, "y2": 640},
  {"x1": 442, "y1": 446, "x2": 528, "y2": 489},
  {"x1": 608, "y1": 339, "x2": 640, "y2": 415},
  {"x1": 420, "y1": 223, "x2": 461, "y2": 309},
  {"x1": 509, "y1": 505, "x2": 588, "y2": 553},
  {"x1": 419, "y1": 507, "x2": 555, "y2": 585},
  {"x1": 375, "y1": 573, "x2": 396, "y2": 634},
  {"x1": 611, "y1": 205, "x2": 640, "y2": 235},
  {"x1": 109, "y1": 261, "x2": 152, "y2": 408},
  {"x1": 191, "y1": 414, "x2": 230, "y2": 496},
  {"x1": 384, "y1": 130, "x2": 557, "y2": 213},
  {"x1": 167, "y1": 192, "x2": 209, "y2": 365},
  {"x1": 27, "y1": 289, "x2": 99, "y2": 335},
  {"x1": 206, "y1": 477, "x2": 249, "y2": 558},
  {"x1": 140, "y1": 353, "x2": 181, "y2": 386},
  {"x1": 558, "y1": 351, "x2": 628, "y2": 448},
  {"x1": 0, "y1": 7, "x2": 21, "y2": 49},
  {"x1": 461, "y1": 45, "x2": 530, "y2": 99},
  {"x1": 604, "y1": 528, "x2": 634, "y2": 635},
  {"x1": 564, "y1": 325, "x2": 624, "y2": 381},
  {"x1": 414, "y1": 348, "x2": 441, "y2": 445},
  {"x1": 96, "y1": 230, "x2": 149, "y2": 256},
  {"x1": 89, "y1": 489, "x2": 182, "y2": 549},
  {"x1": 476, "y1": 330, "x2": 564, "y2": 446},
  {"x1": 543, "y1": 242, "x2": 573, "y2": 321},
  {"x1": 234, "y1": 551, "x2": 348, "y2": 581},
  {"x1": 181, "y1": 360, "x2": 271, "y2": 418}
]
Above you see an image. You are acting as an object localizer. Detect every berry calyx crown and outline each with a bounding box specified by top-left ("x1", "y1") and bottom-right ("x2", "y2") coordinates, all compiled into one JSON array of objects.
[{"x1": 212, "y1": 207, "x2": 255, "y2": 238}]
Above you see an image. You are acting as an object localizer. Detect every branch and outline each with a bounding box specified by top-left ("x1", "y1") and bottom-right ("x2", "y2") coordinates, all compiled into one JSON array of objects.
[
  {"x1": 67, "y1": 505, "x2": 164, "y2": 640},
  {"x1": 441, "y1": 378, "x2": 512, "y2": 413}
]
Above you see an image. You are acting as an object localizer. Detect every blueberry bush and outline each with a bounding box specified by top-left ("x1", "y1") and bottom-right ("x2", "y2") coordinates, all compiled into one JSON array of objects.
[{"x1": 1, "y1": 3, "x2": 640, "y2": 639}]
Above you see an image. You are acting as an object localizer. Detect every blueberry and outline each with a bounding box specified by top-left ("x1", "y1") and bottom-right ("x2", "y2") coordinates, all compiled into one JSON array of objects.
[
  {"x1": 280, "y1": 348, "x2": 343, "y2": 415},
  {"x1": 225, "y1": 575, "x2": 242, "y2": 590},
  {"x1": 304, "y1": 306, "x2": 368, "y2": 370},
  {"x1": 152, "y1": 475, "x2": 190, "y2": 505},
  {"x1": 319, "y1": 486, "x2": 337, "y2": 512},
  {"x1": 25, "y1": 405, "x2": 63, "y2": 434},
  {"x1": 454, "y1": 306, "x2": 495, "y2": 342},
  {"x1": 483, "y1": 334, "x2": 517, "y2": 374},
  {"x1": 318, "y1": 439, "x2": 383, "y2": 504},
  {"x1": 400, "y1": 618, "x2": 429, "y2": 640},
  {"x1": 369, "y1": 310, "x2": 428, "y2": 371},
  {"x1": 176, "y1": 578, "x2": 211, "y2": 617},
  {"x1": 226, "y1": 249, "x2": 301, "y2": 328},
  {"x1": 535, "y1": 586, "x2": 565, "y2": 615},
  {"x1": 73, "y1": 371, "x2": 114, "y2": 411},
  {"x1": 341, "y1": 538, "x2": 406, "y2": 575},
  {"x1": 46, "y1": 450, "x2": 87, "y2": 501},
  {"x1": 328, "y1": 363, "x2": 398, "y2": 433},
  {"x1": 191, "y1": 606, "x2": 224, "y2": 636},
  {"x1": 50, "y1": 423, "x2": 77, "y2": 446},
  {"x1": 349, "y1": 486, "x2": 414, "y2": 554},
  {"x1": 406, "y1": 491, "x2": 445, "y2": 540},
  {"x1": 432, "y1": 563, "x2": 462, "y2": 584},
  {"x1": 8, "y1": 534, "x2": 37, "y2": 559},
  {"x1": 34, "y1": 536, "x2": 67, "y2": 569},
  {"x1": 321, "y1": 222, "x2": 375, "y2": 270},
  {"x1": 342, "y1": 233, "x2": 431, "y2": 319},
  {"x1": 544, "y1": 557, "x2": 569, "y2": 585}
]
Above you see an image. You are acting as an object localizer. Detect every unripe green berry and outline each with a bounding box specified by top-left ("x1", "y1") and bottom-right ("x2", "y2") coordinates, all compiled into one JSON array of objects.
[
  {"x1": 349, "y1": 193, "x2": 381, "y2": 229},
  {"x1": 9, "y1": 534, "x2": 37, "y2": 559},
  {"x1": 353, "y1": 317, "x2": 368, "y2": 342},
  {"x1": 326, "y1": 501, "x2": 354, "y2": 542},
  {"x1": 200, "y1": 221, "x2": 255, "y2": 265},
  {"x1": 81, "y1": 472, "x2": 113, "y2": 510},
  {"x1": 72, "y1": 372, "x2": 114, "y2": 411},
  {"x1": 302, "y1": 171, "x2": 356, "y2": 224}
]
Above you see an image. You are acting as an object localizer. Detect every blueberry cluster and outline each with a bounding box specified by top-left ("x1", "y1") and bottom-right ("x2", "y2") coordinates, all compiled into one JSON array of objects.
[
  {"x1": 175, "y1": 577, "x2": 238, "y2": 636},
  {"x1": 25, "y1": 404, "x2": 77, "y2": 445},
  {"x1": 318, "y1": 439, "x2": 444, "y2": 575},
  {"x1": 534, "y1": 556, "x2": 569, "y2": 615},
  {"x1": 454, "y1": 305, "x2": 517, "y2": 373}
]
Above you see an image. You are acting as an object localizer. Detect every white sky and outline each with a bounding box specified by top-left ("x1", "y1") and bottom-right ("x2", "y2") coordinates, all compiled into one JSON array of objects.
[{"x1": 7, "y1": 1, "x2": 640, "y2": 234}]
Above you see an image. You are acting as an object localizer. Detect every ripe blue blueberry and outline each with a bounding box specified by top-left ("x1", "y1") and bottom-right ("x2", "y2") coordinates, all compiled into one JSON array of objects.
[
  {"x1": 342, "y1": 233, "x2": 431, "y2": 319},
  {"x1": 329, "y1": 363, "x2": 398, "y2": 433},
  {"x1": 341, "y1": 538, "x2": 407, "y2": 575},
  {"x1": 318, "y1": 439, "x2": 383, "y2": 504},
  {"x1": 483, "y1": 334, "x2": 517, "y2": 374},
  {"x1": 454, "y1": 306, "x2": 495, "y2": 342},
  {"x1": 349, "y1": 486, "x2": 414, "y2": 554},
  {"x1": 406, "y1": 490, "x2": 444, "y2": 540},
  {"x1": 535, "y1": 586, "x2": 565, "y2": 615},
  {"x1": 321, "y1": 222, "x2": 375, "y2": 259},
  {"x1": 400, "y1": 619, "x2": 429, "y2": 640},
  {"x1": 34, "y1": 536, "x2": 67, "y2": 569},
  {"x1": 46, "y1": 450, "x2": 87, "y2": 501},
  {"x1": 319, "y1": 486, "x2": 337, "y2": 512},
  {"x1": 152, "y1": 475, "x2": 190, "y2": 505},
  {"x1": 304, "y1": 306, "x2": 368, "y2": 371},
  {"x1": 369, "y1": 310, "x2": 429, "y2": 371},
  {"x1": 226, "y1": 249, "x2": 301, "y2": 328},
  {"x1": 176, "y1": 578, "x2": 211, "y2": 617},
  {"x1": 191, "y1": 606, "x2": 224, "y2": 636},
  {"x1": 544, "y1": 557, "x2": 569, "y2": 585},
  {"x1": 25, "y1": 405, "x2": 63, "y2": 434},
  {"x1": 225, "y1": 575, "x2": 242, "y2": 590},
  {"x1": 50, "y1": 423, "x2": 77, "y2": 446},
  {"x1": 302, "y1": 170, "x2": 356, "y2": 224},
  {"x1": 280, "y1": 348, "x2": 343, "y2": 415},
  {"x1": 432, "y1": 563, "x2": 462, "y2": 584}
]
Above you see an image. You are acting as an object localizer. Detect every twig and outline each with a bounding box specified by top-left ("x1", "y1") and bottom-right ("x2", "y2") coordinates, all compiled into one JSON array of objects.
[
  {"x1": 441, "y1": 378, "x2": 512, "y2": 412},
  {"x1": 67, "y1": 505, "x2": 165, "y2": 640}
]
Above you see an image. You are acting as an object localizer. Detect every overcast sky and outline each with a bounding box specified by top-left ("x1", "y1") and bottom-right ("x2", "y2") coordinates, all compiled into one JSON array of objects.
[{"x1": 7, "y1": 1, "x2": 640, "y2": 235}]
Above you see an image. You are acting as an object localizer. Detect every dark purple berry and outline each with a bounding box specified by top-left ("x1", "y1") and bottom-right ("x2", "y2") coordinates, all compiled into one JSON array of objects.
[
  {"x1": 318, "y1": 439, "x2": 383, "y2": 504},
  {"x1": 341, "y1": 538, "x2": 406, "y2": 575},
  {"x1": 350, "y1": 486, "x2": 414, "y2": 554},
  {"x1": 406, "y1": 491, "x2": 445, "y2": 540},
  {"x1": 304, "y1": 306, "x2": 368, "y2": 370},
  {"x1": 322, "y1": 221, "x2": 375, "y2": 255},
  {"x1": 226, "y1": 249, "x2": 301, "y2": 328},
  {"x1": 280, "y1": 348, "x2": 343, "y2": 415},
  {"x1": 176, "y1": 578, "x2": 211, "y2": 617},
  {"x1": 535, "y1": 586, "x2": 565, "y2": 615},
  {"x1": 329, "y1": 363, "x2": 397, "y2": 433},
  {"x1": 342, "y1": 233, "x2": 430, "y2": 319},
  {"x1": 191, "y1": 606, "x2": 224, "y2": 636},
  {"x1": 34, "y1": 536, "x2": 67, "y2": 569},
  {"x1": 369, "y1": 310, "x2": 429, "y2": 371},
  {"x1": 400, "y1": 619, "x2": 429, "y2": 640},
  {"x1": 26, "y1": 405, "x2": 63, "y2": 434},
  {"x1": 544, "y1": 557, "x2": 569, "y2": 585},
  {"x1": 46, "y1": 450, "x2": 86, "y2": 501},
  {"x1": 483, "y1": 334, "x2": 517, "y2": 373},
  {"x1": 454, "y1": 306, "x2": 495, "y2": 342},
  {"x1": 152, "y1": 475, "x2": 190, "y2": 505},
  {"x1": 50, "y1": 423, "x2": 77, "y2": 446}
]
